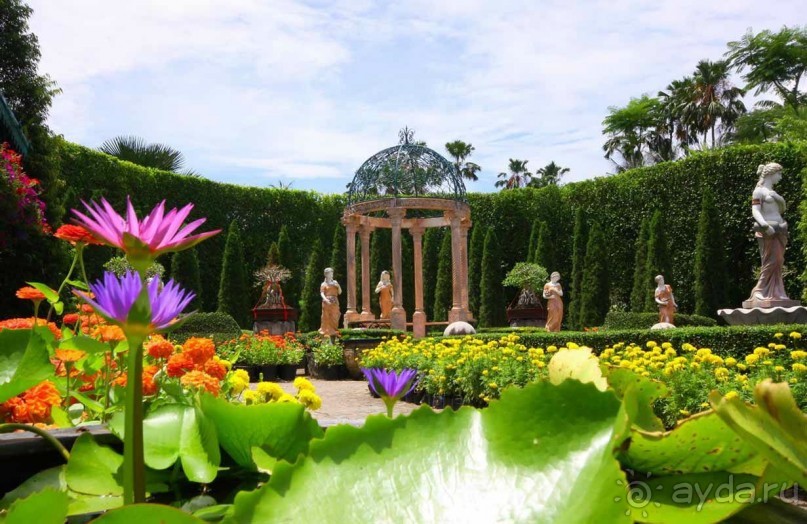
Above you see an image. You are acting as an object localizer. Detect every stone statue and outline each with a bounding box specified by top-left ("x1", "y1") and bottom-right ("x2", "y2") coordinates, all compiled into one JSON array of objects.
[
  {"x1": 375, "y1": 270, "x2": 393, "y2": 319},
  {"x1": 542, "y1": 272, "x2": 563, "y2": 332},
  {"x1": 319, "y1": 267, "x2": 342, "y2": 337},
  {"x1": 654, "y1": 275, "x2": 677, "y2": 325},
  {"x1": 745, "y1": 162, "x2": 794, "y2": 308}
]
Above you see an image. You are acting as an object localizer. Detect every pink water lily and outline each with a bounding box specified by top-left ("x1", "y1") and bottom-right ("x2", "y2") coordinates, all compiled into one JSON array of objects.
[{"x1": 72, "y1": 197, "x2": 220, "y2": 259}]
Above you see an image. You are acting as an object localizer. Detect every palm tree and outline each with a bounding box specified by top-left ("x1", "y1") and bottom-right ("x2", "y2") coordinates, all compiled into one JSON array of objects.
[
  {"x1": 445, "y1": 140, "x2": 481, "y2": 182},
  {"x1": 652, "y1": 77, "x2": 696, "y2": 161},
  {"x1": 99, "y1": 135, "x2": 192, "y2": 173},
  {"x1": 681, "y1": 60, "x2": 746, "y2": 149},
  {"x1": 530, "y1": 161, "x2": 569, "y2": 187},
  {"x1": 601, "y1": 96, "x2": 658, "y2": 172},
  {"x1": 495, "y1": 159, "x2": 531, "y2": 189}
]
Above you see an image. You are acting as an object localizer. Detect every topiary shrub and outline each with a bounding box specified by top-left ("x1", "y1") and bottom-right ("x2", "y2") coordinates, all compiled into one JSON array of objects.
[
  {"x1": 578, "y1": 221, "x2": 609, "y2": 328},
  {"x1": 602, "y1": 311, "x2": 718, "y2": 330},
  {"x1": 433, "y1": 231, "x2": 453, "y2": 322},
  {"x1": 299, "y1": 239, "x2": 326, "y2": 332},
  {"x1": 169, "y1": 311, "x2": 242, "y2": 344},
  {"x1": 217, "y1": 220, "x2": 250, "y2": 327}
]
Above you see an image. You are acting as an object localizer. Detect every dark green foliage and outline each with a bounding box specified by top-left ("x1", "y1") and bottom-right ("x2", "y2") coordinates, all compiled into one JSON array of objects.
[
  {"x1": 422, "y1": 228, "x2": 442, "y2": 320},
  {"x1": 328, "y1": 224, "x2": 346, "y2": 289},
  {"x1": 170, "y1": 312, "x2": 241, "y2": 341},
  {"x1": 277, "y1": 226, "x2": 300, "y2": 308},
  {"x1": 266, "y1": 242, "x2": 280, "y2": 266},
  {"x1": 567, "y1": 208, "x2": 587, "y2": 330},
  {"x1": 479, "y1": 229, "x2": 506, "y2": 327},
  {"x1": 98, "y1": 136, "x2": 190, "y2": 173},
  {"x1": 526, "y1": 220, "x2": 540, "y2": 264},
  {"x1": 467, "y1": 225, "x2": 484, "y2": 319},
  {"x1": 694, "y1": 187, "x2": 728, "y2": 316},
  {"x1": 299, "y1": 240, "x2": 326, "y2": 332},
  {"x1": 644, "y1": 210, "x2": 669, "y2": 311},
  {"x1": 603, "y1": 311, "x2": 717, "y2": 330},
  {"x1": 402, "y1": 233, "x2": 414, "y2": 315},
  {"x1": 630, "y1": 218, "x2": 650, "y2": 312},
  {"x1": 171, "y1": 248, "x2": 203, "y2": 311},
  {"x1": 433, "y1": 230, "x2": 453, "y2": 322},
  {"x1": 473, "y1": 324, "x2": 805, "y2": 359},
  {"x1": 370, "y1": 229, "x2": 391, "y2": 312},
  {"x1": 533, "y1": 221, "x2": 553, "y2": 271},
  {"x1": 217, "y1": 221, "x2": 250, "y2": 327},
  {"x1": 578, "y1": 222, "x2": 609, "y2": 328}
]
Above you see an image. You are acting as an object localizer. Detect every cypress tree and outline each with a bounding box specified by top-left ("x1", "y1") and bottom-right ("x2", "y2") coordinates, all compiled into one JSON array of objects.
[
  {"x1": 402, "y1": 233, "x2": 415, "y2": 315},
  {"x1": 479, "y1": 229, "x2": 506, "y2": 328},
  {"x1": 644, "y1": 210, "x2": 670, "y2": 311},
  {"x1": 578, "y1": 221, "x2": 609, "y2": 329},
  {"x1": 629, "y1": 218, "x2": 650, "y2": 312},
  {"x1": 329, "y1": 224, "x2": 346, "y2": 290},
  {"x1": 527, "y1": 219, "x2": 540, "y2": 264},
  {"x1": 533, "y1": 221, "x2": 553, "y2": 271},
  {"x1": 433, "y1": 230, "x2": 453, "y2": 322},
  {"x1": 694, "y1": 188, "x2": 727, "y2": 317},
  {"x1": 216, "y1": 221, "x2": 250, "y2": 326},
  {"x1": 567, "y1": 208, "x2": 588, "y2": 330},
  {"x1": 266, "y1": 242, "x2": 281, "y2": 266},
  {"x1": 422, "y1": 228, "x2": 442, "y2": 319},
  {"x1": 468, "y1": 225, "x2": 485, "y2": 319},
  {"x1": 299, "y1": 239, "x2": 326, "y2": 332},
  {"x1": 170, "y1": 248, "x2": 203, "y2": 311},
  {"x1": 277, "y1": 226, "x2": 299, "y2": 307},
  {"x1": 370, "y1": 229, "x2": 391, "y2": 312}
]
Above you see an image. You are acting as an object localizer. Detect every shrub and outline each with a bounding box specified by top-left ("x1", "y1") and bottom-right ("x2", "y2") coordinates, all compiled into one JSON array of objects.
[
  {"x1": 422, "y1": 228, "x2": 443, "y2": 320},
  {"x1": 644, "y1": 210, "x2": 670, "y2": 311},
  {"x1": 171, "y1": 248, "x2": 203, "y2": 310},
  {"x1": 171, "y1": 312, "x2": 241, "y2": 336},
  {"x1": 694, "y1": 187, "x2": 728, "y2": 317},
  {"x1": 479, "y1": 229, "x2": 506, "y2": 327},
  {"x1": 299, "y1": 239, "x2": 326, "y2": 332},
  {"x1": 467, "y1": 226, "x2": 484, "y2": 320},
  {"x1": 433, "y1": 230, "x2": 453, "y2": 322},
  {"x1": 104, "y1": 256, "x2": 165, "y2": 281},
  {"x1": 602, "y1": 311, "x2": 718, "y2": 330},
  {"x1": 629, "y1": 217, "x2": 650, "y2": 312},
  {"x1": 526, "y1": 219, "x2": 540, "y2": 264},
  {"x1": 578, "y1": 221, "x2": 609, "y2": 328},
  {"x1": 328, "y1": 223, "x2": 346, "y2": 294},
  {"x1": 567, "y1": 208, "x2": 587, "y2": 330},
  {"x1": 311, "y1": 341, "x2": 345, "y2": 366},
  {"x1": 217, "y1": 221, "x2": 250, "y2": 326}
]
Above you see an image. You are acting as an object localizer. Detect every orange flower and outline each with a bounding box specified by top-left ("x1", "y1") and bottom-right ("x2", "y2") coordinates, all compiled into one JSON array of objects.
[
  {"x1": 55, "y1": 348, "x2": 86, "y2": 363},
  {"x1": 146, "y1": 335, "x2": 174, "y2": 360},
  {"x1": 16, "y1": 286, "x2": 47, "y2": 301},
  {"x1": 62, "y1": 313, "x2": 79, "y2": 325},
  {"x1": 180, "y1": 370, "x2": 220, "y2": 396},
  {"x1": 80, "y1": 304, "x2": 95, "y2": 314},
  {"x1": 112, "y1": 373, "x2": 127, "y2": 388},
  {"x1": 92, "y1": 325, "x2": 125, "y2": 342},
  {"x1": 0, "y1": 317, "x2": 61, "y2": 339},
  {"x1": 142, "y1": 365, "x2": 160, "y2": 395},
  {"x1": 203, "y1": 358, "x2": 228, "y2": 380},
  {"x1": 54, "y1": 224, "x2": 103, "y2": 246},
  {"x1": 1, "y1": 381, "x2": 61, "y2": 424},
  {"x1": 182, "y1": 337, "x2": 215, "y2": 365},
  {"x1": 166, "y1": 352, "x2": 195, "y2": 377}
]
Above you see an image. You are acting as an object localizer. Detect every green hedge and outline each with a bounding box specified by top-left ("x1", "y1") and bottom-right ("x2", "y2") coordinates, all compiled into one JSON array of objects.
[
  {"x1": 33, "y1": 140, "x2": 807, "y2": 328},
  {"x1": 169, "y1": 312, "x2": 242, "y2": 343},
  {"x1": 473, "y1": 325, "x2": 807, "y2": 359},
  {"x1": 603, "y1": 311, "x2": 717, "y2": 330}
]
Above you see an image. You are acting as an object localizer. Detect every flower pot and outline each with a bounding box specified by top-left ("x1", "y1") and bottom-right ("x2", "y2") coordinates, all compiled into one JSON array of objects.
[
  {"x1": 336, "y1": 365, "x2": 350, "y2": 380},
  {"x1": 259, "y1": 364, "x2": 278, "y2": 381},
  {"x1": 450, "y1": 396, "x2": 464, "y2": 411},
  {"x1": 278, "y1": 364, "x2": 299, "y2": 381},
  {"x1": 342, "y1": 347, "x2": 365, "y2": 380},
  {"x1": 431, "y1": 395, "x2": 446, "y2": 409},
  {"x1": 308, "y1": 360, "x2": 339, "y2": 380}
]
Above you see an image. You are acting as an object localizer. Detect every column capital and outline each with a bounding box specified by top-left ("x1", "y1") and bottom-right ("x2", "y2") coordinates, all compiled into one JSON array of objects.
[
  {"x1": 342, "y1": 213, "x2": 361, "y2": 231},
  {"x1": 359, "y1": 223, "x2": 374, "y2": 237},
  {"x1": 387, "y1": 207, "x2": 406, "y2": 222}
]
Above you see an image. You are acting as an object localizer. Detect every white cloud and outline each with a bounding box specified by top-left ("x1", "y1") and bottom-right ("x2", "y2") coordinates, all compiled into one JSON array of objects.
[{"x1": 27, "y1": 0, "x2": 805, "y2": 191}]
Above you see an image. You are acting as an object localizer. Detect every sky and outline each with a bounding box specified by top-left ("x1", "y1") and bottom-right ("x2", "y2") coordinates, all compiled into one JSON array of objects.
[{"x1": 27, "y1": 0, "x2": 803, "y2": 194}]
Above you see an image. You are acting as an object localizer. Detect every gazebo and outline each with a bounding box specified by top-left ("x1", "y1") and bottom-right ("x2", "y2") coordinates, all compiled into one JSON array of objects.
[{"x1": 342, "y1": 129, "x2": 472, "y2": 337}]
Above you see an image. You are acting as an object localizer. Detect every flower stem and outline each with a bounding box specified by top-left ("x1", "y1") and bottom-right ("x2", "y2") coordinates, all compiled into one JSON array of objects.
[
  {"x1": 78, "y1": 246, "x2": 91, "y2": 290},
  {"x1": 65, "y1": 362, "x2": 72, "y2": 408},
  {"x1": 0, "y1": 423, "x2": 71, "y2": 461},
  {"x1": 123, "y1": 335, "x2": 146, "y2": 504},
  {"x1": 48, "y1": 248, "x2": 79, "y2": 321}
]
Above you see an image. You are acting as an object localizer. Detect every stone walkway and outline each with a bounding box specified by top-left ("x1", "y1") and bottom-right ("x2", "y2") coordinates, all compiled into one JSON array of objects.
[{"x1": 273, "y1": 376, "x2": 423, "y2": 426}]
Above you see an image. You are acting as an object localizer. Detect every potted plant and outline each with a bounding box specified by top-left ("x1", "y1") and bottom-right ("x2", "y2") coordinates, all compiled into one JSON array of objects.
[
  {"x1": 308, "y1": 340, "x2": 345, "y2": 380},
  {"x1": 503, "y1": 262, "x2": 549, "y2": 327},
  {"x1": 278, "y1": 335, "x2": 305, "y2": 381}
]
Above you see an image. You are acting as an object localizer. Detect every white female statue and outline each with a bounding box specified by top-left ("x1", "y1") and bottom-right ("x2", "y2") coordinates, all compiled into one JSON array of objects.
[
  {"x1": 654, "y1": 275, "x2": 677, "y2": 325},
  {"x1": 319, "y1": 267, "x2": 342, "y2": 337},
  {"x1": 542, "y1": 272, "x2": 563, "y2": 332},
  {"x1": 745, "y1": 162, "x2": 794, "y2": 307}
]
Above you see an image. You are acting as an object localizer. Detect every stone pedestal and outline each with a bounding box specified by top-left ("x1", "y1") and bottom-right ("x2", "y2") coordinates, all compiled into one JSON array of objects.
[
  {"x1": 718, "y1": 305, "x2": 807, "y2": 326},
  {"x1": 253, "y1": 307, "x2": 298, "y2": 334},
  {"x1": 741, "y1": 298, "x2": 800, "y2": 309}
]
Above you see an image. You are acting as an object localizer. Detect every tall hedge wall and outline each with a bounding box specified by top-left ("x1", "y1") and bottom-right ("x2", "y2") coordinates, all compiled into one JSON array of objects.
[{"x1": 25, "y1": 140, "x2": 807, "y2": 323}]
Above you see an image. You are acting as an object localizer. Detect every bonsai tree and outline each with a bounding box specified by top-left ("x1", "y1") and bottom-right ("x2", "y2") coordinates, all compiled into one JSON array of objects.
[{"x1": 502, "y1": 262, "x2": 549, "y2": 308}]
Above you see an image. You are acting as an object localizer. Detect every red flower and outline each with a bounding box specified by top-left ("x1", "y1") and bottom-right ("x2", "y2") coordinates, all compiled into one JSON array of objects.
[
  {"x1": 62, "y1": 313, "x2": 79, "y2": 325},
  {"x1": 166, "y1": 353, "x2": 195, "y2": 377},
  {"x1": 145, "y1": 335, "x2": 175, "y2": 360},
  {"x1": 16, "y1": 286, "x2": 47, "y2": 301},
  {"x1": 0, "y1": 317, "x2": 61, "y2": 339},
  {"x1": 54, "y1": 224, "x2": 103, "y2": 246},
  {"x1": 203, "y1": 358, "x2": 228, "y2": 380},
  {"x1": 182, "y1": 337, "x2": 215, "y2": 365}
]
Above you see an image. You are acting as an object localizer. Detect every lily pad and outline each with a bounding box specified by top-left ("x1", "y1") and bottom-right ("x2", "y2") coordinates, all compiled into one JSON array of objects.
[
  {"x1": 0, "y1": 329, "x2": 53, "y2": 403},
  {"x1": 227, "y1": 380, "x2": 631, "y2": 523},
  {"x1": 91, "y1": 503, "x2": 204, "y2": 523},
  {"x1": 0, "y1": 488, "x2": 67, "y2": 524},
  {"x1": 604, "y1": 367, "x2": 668, "y2": 432},
  {"x1": 65, "y1": 433, "x2": 123, "y2": 496}
]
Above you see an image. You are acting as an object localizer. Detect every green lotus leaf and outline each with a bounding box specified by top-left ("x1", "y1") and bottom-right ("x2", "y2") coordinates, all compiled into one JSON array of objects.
[
  {"x1": 65, "y1": 433, "x2": 122, "y2": 496},
  {"x1": 227, "y1": 380, "x2": 631, "y2": 523},
  {"x1": 90, "y1": 503, "x2": 204, "y2": 523},
  {"x1": 0, "y1": 329, "x2": 53, "y2": 403},
  {"x1": 0, "y1": 488, "x2": 67, "y2": 524},
  {"x1": 604, "y1": 367, "x2": 668, "y2": 432}
]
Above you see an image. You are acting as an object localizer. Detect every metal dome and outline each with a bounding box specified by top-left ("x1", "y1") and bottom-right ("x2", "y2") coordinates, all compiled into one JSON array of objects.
[{"x1": 346, "y1": 128, "x2": 467, "y2": 206}]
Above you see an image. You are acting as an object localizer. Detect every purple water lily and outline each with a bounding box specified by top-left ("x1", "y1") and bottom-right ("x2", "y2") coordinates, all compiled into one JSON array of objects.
[
  {"x1": 72, "y1": 197, "x2": 220, "y2": 260},
  {"x1": 362, "y1": 367, "x2": 418, "y2": 417},
  {"x1": 75, "y1": 271, "x2": 195, "y2": 331}
]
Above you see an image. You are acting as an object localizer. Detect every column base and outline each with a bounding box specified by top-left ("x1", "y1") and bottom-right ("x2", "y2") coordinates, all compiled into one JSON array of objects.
[
  {"x1": 360, "y1": 310, "x2": 376, "y2": 321},
  {"x1": 390, "y1": 307, "x2": 407, "y2": 331},
  {"x1": 343, "y1": 310, "x2": 360, "y2": 328},
  {"x1": 448, "y1": 307, "x2": 471, "y2": 323},
  {"x1": 412, "y1": 310, "x2": 426, "y2": 338}
]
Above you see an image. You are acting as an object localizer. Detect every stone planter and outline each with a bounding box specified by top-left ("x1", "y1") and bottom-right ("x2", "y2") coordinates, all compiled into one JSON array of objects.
[
  {"x1": 342, "y1": 339, "x2": 384, "y2": 380},
  {"x1": 506, "y1": 306, "x2": 547, "y2": 328},
  {"x1": 307, "y1": 360, "x2": 340, "y2": 380}
]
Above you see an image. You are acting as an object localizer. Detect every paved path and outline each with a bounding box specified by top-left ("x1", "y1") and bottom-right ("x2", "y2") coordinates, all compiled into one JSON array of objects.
[{"x1": 273, "y1": 376, "x2": 423, "y2": 426}]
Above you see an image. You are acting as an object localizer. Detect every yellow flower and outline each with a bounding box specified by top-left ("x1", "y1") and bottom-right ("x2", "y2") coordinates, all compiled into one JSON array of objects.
[
  {"x1": 547, "y1": 345, "x2": 558, "y2": 353},
  {"x1": 745, "y1": 354, "x2": 760, "y2": 366},
  {"x1": 679, "y1": 409, "x2": 690, "y2": 416},
  {"x1": 488, "y1": 383, "x2": 498, "y2": 390},
  {"x1": 243, "y1": 390, "x2": 260, "y2": 405},
  {"x1": 233, "y1": 369, "x2": 250, "y2": 383},
  {"x1": 297, "y1": 389, "x2": 322, "y2": 410},
  {"x1": 567, "y1": 342, "x2": 579, "y2": 350},
  {"x1": 700, "y1": 402, "x2": 710, "y2": 408},
  {"x1": 774, "y1": 344, "x2": 786, "y2": 351},
  {"x1": 293, "y1": 377, "x2": 315, "y2": 392},
  {"x1": 646, "y1": 341, "x2": 657, "y2": 349},
  {"x1": 228, "y1": 376, "x2": 248, "y2": 395},
  {"x1": 276, "y1": 393, "x2": 298, "y2": 403},
  {"x1": 774, "y1": 332, "x2": 784, "y2": 339},
  {"x1": 793, "y1": 363, "x2": 807, "y2": 374},
  {"x1": 791, "y1": 350, "x2": 807, "y2": 360},
  {"x1": 790, "y1": 331, "x2": 802, "y2": 340},
  {"x1": 736, "y1": 363, "x2": 748, "y2": 371},
  {"x1": 725, "y1": 357, "x2": 737, "y2": 368},
  {"x1": 714, "y1": 367, "x2": 730, "y2": 382},
  {"x1": 256, "y1": 381, "x2": 284, "y2": 401},
  {"x1": 725, "y1": 391, "x2": 740, "y2": 400}
]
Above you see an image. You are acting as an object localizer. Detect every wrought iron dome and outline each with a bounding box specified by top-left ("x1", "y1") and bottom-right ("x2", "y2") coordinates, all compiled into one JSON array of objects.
[{"x1": 346, "y1": 128, "x2": 467, "y2": 206}]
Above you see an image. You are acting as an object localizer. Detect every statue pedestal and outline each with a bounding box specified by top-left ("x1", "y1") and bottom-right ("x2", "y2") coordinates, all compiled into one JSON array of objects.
[
  {"x1": 253, "y1": 307, "x2": 297, "y2": 335},
  {"x1": 718, "y1": 305, "x2": 807, "y2": 326},
  {"x1": 741, "y1": 298, "x2": 800, "y2": 309}
]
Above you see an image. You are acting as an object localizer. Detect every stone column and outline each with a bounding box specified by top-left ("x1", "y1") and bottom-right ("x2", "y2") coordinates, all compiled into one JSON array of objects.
[
  {"x1": 459, "y1": 218, "x2": 471, "y2": 319},
  {"x1": 388, "y1": 208, "x2": 407, "y2": 330},
  {"x1": 359, "y1": 224, "x2": 375, "y2": 320},
  {"x1": 410, "y1": 224, "x2": 426, "y2": 338},
  {"x1": 343, "y1": 218, "x2": 359, "y2": 327},
  {"x1": 447, "y1": 210, "x2": 464, "y2": 323}
]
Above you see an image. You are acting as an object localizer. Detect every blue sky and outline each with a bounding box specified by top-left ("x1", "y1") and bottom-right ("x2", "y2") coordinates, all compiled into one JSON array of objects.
[{"x1": 28, "y1": 0, "x2": 803, "y2": 194}]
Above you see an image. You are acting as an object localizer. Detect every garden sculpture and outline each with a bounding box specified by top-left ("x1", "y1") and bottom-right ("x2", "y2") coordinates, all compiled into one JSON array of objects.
[
  {"x1": 375, "y1": 270, "x2": 393, "y2": 319},
  {"x1": 319, "y1": 267, "x2": 342, "y2": 337},
  {"x1": 654, "y1": 274, "x2": 677, "y2": 325},
  {"x1": 746, "y1": 162, "x2": 792, "y2": 307},
  {"x1": 542, "y1": 271, "x2": 563, "y2": 332}
]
